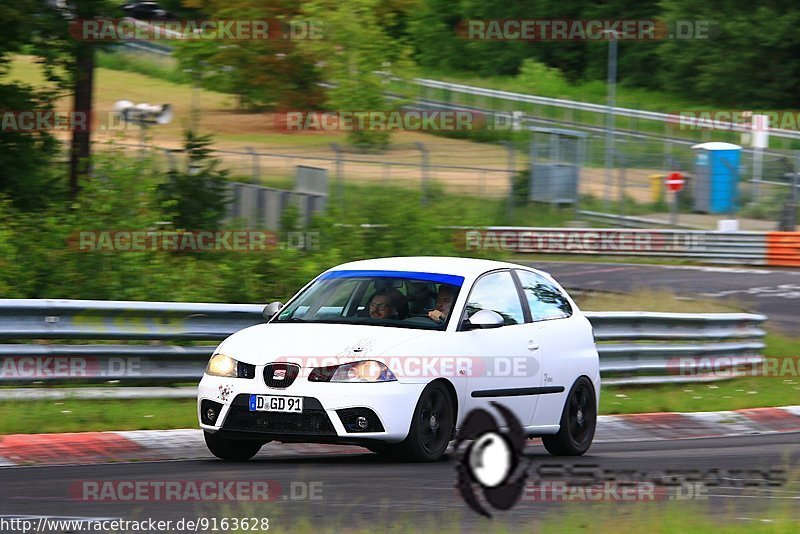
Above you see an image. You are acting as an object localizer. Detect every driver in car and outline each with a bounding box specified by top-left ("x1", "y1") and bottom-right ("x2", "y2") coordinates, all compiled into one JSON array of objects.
[
  {"x1": 428, "y1": 285, "x2": 454, "y2": 324},
  {"x1": 369, "y1": 288, "x2": 407, "y2": 320}
]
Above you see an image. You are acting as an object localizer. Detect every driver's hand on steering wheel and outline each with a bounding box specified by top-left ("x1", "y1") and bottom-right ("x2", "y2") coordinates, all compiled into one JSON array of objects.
[{"x1": 428, "y1": 309, "x2": 446, "y2": 323}]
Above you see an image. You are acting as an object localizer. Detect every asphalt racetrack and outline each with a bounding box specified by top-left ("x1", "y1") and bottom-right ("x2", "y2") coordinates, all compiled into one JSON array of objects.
[
  {"x1": 0, "y1": 433, "x2": 797, "y2": 530},
  {"x1": 525, "y1": 261, "x2": 800, "y2": 332}
]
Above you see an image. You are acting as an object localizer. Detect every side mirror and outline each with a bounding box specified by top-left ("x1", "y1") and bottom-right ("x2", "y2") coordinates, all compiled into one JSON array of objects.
[
  {"x1": 263, "y1": 301, "x2": 284, "y2": 320},
  {"x1": 462, "y1": 309, "x2": 505, "y2": 330}
]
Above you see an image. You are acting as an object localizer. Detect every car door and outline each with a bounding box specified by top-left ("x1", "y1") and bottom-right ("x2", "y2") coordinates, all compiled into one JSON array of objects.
[
  {"x1": 514, "y1": 269, "x2": 578, "y2": 427},
  {"x1": 462, "y1": 270, "x2": 543, "y2": 429}
]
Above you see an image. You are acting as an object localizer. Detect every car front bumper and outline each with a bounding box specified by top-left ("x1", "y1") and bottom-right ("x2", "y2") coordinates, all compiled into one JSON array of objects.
[{"x1": 198, "y1": 373, "x2": 427, "y2": 444}]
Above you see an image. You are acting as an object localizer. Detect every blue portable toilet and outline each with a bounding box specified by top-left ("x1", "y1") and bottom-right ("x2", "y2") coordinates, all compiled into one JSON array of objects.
[{"x1": 691, "y1": 142, "x2": 742, "y2": 213}]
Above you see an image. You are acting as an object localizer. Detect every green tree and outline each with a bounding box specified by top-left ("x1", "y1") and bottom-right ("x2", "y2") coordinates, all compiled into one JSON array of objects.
[
  {"x1": 29, "y1": 0, "x2": 120, "y2": 197},
  {"x1": 173, "y1": 0, "x2": 323, "y2": 110},
  {"x1": 659, "y1": 0, "x2": 800, "y2": 107},
  {"x1": 0, "y1": 1, "x2": 68, "y2": 208},
  {"x1": 301, "y1": 0, "x2": 415, "y2": 148},
  {"x1": 581, "y1": 0, "x2": 662, "y2": 88}
]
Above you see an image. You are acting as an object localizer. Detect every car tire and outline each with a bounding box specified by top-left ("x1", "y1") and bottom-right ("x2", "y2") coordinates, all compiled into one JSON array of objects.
[
  {"x1": 542, "y1": 377, "x2": 596, "y2": 456},
  {"x1": 388, "y1": 381, "x2": 455, "y2": 462},
  {"x1": 204, "y1": 431, "x2": 263, "y2": 461}
]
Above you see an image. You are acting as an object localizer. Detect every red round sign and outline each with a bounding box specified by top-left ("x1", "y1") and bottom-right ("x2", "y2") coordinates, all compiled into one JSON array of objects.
[{"x1": 665, "y1": 171, "x2": 685, "y2": 193}]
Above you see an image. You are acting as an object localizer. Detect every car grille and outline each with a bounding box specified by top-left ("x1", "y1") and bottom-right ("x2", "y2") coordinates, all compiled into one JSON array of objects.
[
  {"x1": 222, "y1": 394, "x2": 335, "y2": 435},
  {"x1": 262, "y1": 363, "x2": 300, "y2": 388}
]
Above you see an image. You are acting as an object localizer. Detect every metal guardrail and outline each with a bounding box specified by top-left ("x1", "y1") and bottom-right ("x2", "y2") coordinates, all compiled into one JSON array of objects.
[
  {"x1": 405, "y1": 77, "x2": 800, "y2": 142},
  {"x1": 576, "y1": 210, "x2": 702, "y2": 230},
  {"x1": 0, "y1": 300, "x2": 766, "y2": 387},
  {"x1": 119, "y1": 41, "x2": 173, "y2": 57},
  {"x1": 588, "y1": 312, "x2": 767, "y2": 385},
  {"x1": 0, "y1": 299, "x2": 263, "y2": 340}
]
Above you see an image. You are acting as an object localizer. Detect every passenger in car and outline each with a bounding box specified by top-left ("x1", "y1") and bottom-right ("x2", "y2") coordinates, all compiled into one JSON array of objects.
[
  {"x1": 368, "y1": 288, "x2": 408, "y2": 320},
  {"x1": 428, "y1": 284, "x2": 454, "y2": 324}
]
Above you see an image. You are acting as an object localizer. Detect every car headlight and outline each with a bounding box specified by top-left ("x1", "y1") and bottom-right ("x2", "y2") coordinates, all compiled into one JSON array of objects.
[
  {"x1": 205, "y1": 353, "x2": 255, "y2": 378},
  {"x1": 309, "y1": 360, "x2": 396, "y2": 383}
]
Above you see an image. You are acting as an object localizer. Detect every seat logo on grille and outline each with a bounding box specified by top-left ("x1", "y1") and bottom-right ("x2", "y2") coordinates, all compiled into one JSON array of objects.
[{"x1": 273, "y1": 369, "x2": 287, "y2": 380}]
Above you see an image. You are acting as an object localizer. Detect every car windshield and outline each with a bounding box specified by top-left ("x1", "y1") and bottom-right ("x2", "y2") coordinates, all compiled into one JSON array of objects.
[{"x1": 273, "y1": 270, "x2": 464, "y2": 330}]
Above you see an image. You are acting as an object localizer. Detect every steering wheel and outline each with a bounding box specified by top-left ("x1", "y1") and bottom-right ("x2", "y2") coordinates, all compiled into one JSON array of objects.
[{"x1": 407, "y1": 312, "x2": 442, "y2": 324}]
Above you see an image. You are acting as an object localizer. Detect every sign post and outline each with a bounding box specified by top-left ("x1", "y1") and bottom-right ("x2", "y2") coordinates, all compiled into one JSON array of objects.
[{"x1": 665, "y1": 171, "x2": 685, "y2": 226}]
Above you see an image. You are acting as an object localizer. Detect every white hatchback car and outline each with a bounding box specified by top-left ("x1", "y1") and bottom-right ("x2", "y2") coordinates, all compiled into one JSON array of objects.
[{"x1": 198, "y1": 257, "x2": 599, "y2": 461}]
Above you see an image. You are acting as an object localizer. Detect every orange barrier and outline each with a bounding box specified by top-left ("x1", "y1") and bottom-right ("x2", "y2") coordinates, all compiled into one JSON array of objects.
[{"x1": 766, "y1": 232, "x2": 800, "y2": 267}]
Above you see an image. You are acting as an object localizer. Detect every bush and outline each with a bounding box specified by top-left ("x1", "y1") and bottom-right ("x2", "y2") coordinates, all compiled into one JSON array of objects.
[
  {"x1": 158, "y1": 131, "x2": 230, "y2": 230},
  {"x1": 0, "y1": 150, "x2": 507, "y2": 303},
  {"x1": 96, "y1": 50, "x2": 190, "y2": 86},
  {"x1": 510, "y1": 169, "x2": 530, "y2": 206}
]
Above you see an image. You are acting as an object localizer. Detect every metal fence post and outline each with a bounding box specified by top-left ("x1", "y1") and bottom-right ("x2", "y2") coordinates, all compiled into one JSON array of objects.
[
  {"x1": 794, "y1": 152, "x2": 799, "y2": 206},
  {"x1": 528, "y1": 132, "x2": 535, "y2": 203},
  {"x1": 245, "y1": 146, "x2": 260, "y2": 184},
  {"x1": 416, "y1": 142, "x2": 429, "y2": 205},
  {"x1": 163, "y1": 149, "x2": 177, "y2": 174},
  {"x1": 576, "y1": 135, "x2": 586, "y2": 213},
  {"x1": 331, "y1": 143, "x2": 344, "y2": 205},
  {"x1": 502, "y1": 140, "x2": 516, "y2": 219},
  {"x1": 614, "y1": 150, "x2": 627, "y2": 217},
  {"x1": 664, "y1": 138, "x2": 673, "y2": 173},
  {"x1": 789, "y1": 151, "x2": 800, "y2": 230},
  {"x1": 753, "y1": 146, "x2": 763, "y2": 202}
]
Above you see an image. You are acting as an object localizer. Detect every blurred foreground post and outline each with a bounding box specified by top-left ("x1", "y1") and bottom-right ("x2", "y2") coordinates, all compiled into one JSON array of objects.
[{"x1": 69, "y1": 43, "x2": 94, "y2": 198}]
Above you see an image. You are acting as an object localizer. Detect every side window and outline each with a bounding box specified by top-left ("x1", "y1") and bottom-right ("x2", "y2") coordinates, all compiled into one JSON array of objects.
[
  {"x1": 465, "y1": 271, "x2": 525, "y2": 326},
  {"x1": 516, "y1": 270, "x2": 573, "y2": 321}
]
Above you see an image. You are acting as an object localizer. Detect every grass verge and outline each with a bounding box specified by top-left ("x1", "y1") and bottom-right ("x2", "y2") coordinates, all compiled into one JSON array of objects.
[
  {"x1": 601, "y1": 332, "x2": 800, "y2": 415},
  {"x1": 575, "y1": 288, "x2": 741, "y2": 313},
  {"x1": 0, "y1": 398, "x2": 197, "y2": 435}
]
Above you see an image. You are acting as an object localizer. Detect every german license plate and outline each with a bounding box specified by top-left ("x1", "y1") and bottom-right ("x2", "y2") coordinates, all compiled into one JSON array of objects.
[{"x1": 249, "y1": 394, "x2": 303, "y2": 413}]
